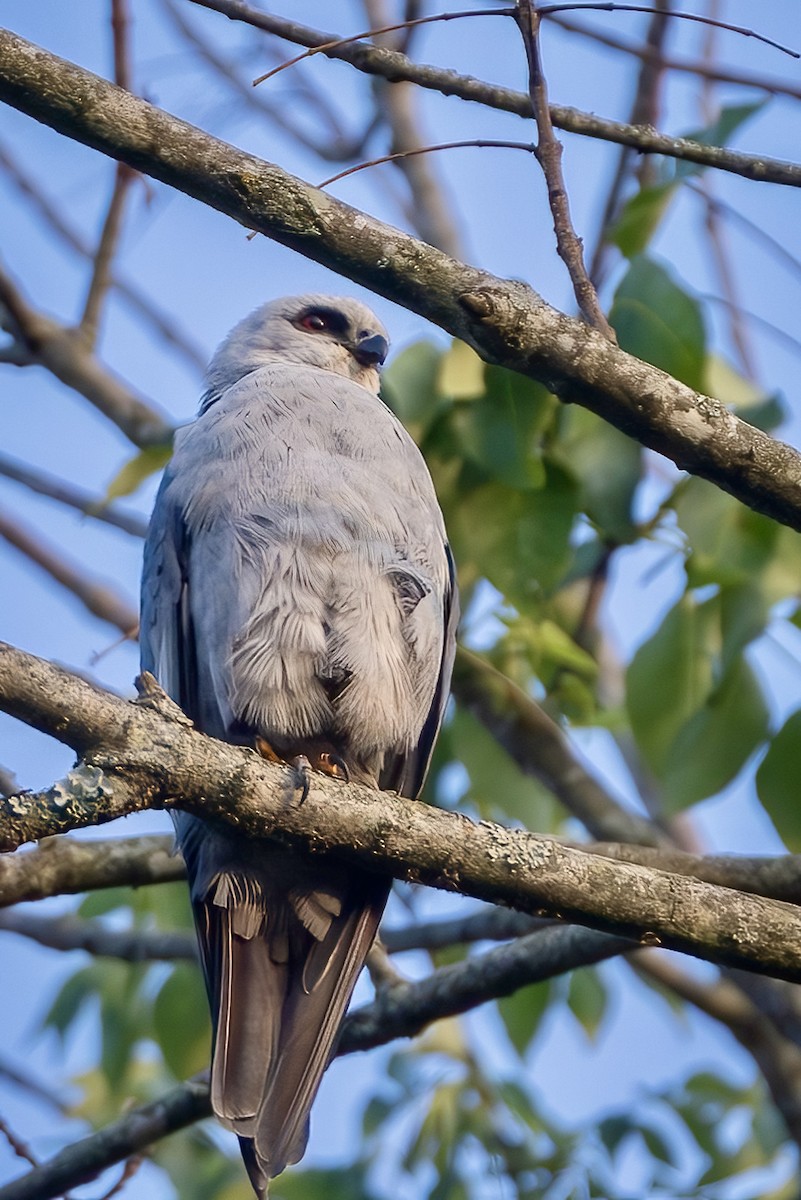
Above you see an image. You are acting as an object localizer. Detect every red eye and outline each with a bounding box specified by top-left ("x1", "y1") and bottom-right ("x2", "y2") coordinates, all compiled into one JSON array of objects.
[{"x1": 299, "y1": 313, "x2": 328, "y2": 331}]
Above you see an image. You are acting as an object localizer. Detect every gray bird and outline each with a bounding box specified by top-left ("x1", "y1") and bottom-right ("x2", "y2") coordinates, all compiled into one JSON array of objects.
[{"x1": 140, "y1": 294, "x2": 457, "y2": 1196}]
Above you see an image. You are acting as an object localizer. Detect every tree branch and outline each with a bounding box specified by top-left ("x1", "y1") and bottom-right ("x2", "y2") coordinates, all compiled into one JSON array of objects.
[
  {"x1": 1, "y1": 644, "x2": 801, "y2": 980},
  {"x1": 1, "y1": 29, "x2": 801, "y2": 531},
  {"x1": 0, "y1": 451, "x2": 148, "y2": 538},
  {"x1": 0, "y1": 923, "x2": 628, "y2": 1200},
  {"x1": 0, "y1": 834, "x2": 179, "y2": 906},
  {"x1": 188, "y1": 0, "x2": 801, "y2": 187},
  {"x1": 0, "y1": 909, "x2": 196, "y2": 963},
  {"x1": 0, "y1": 259, "x2": 172, "y2": 448},
  {"x1": 0, "y1": 508, "x2": 139, "y2": 635}
]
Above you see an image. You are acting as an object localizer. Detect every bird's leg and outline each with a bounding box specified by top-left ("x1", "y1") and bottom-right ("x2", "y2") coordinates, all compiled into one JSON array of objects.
[
  {"x1": 255, "y1": 736, "x2": 311, "y2": 803},
  {"x1": 314, "y1": 751, "x2": 350, "y2": 782}
]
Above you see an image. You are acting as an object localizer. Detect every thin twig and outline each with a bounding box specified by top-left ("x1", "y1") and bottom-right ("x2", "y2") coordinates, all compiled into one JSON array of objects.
[
  {"x1": 549, "y1": 12, "x2": 801, "y2": 102},
  {"x1": 79, "y1": 165, "x2": 133, "y2": 348},
  {"x1": 538, "y1": 3, "x2": 798, "y2": 58},
  {"x1": 0, "y1": 1114, "x2": 38, "y2": 1169},
  {"x1": 516, "y1": 1, "x2": 615, "y2": 338},
  {"x1": 0, "y1": 507, "x2": 139, "y2": 636},
  {"x1": 79, "y1": 0, "x2": 135, "y2": 346},
  {"x1": 0, "y1": 452, "x2": 148, "y2": 539},
  {"x1": 588, "y1": 5, "x2": 673, "y2": 287},
  {"x1": 0, "y1": 142, "x2": 205, "y2": 371},
  {"x1": 188, "y1": 0, "x2": 801, "y2": 187},
  {"x1": 318, "y1": 139, "x2": 537, "y2": 189},
  {"x1": 252, "y1": 8, "x2": 513, "y2": 86}
]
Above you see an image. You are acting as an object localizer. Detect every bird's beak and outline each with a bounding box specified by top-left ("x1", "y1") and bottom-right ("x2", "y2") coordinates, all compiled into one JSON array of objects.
[{"x1": 349, "y1": 332, "x2": 389, "y2": 367}]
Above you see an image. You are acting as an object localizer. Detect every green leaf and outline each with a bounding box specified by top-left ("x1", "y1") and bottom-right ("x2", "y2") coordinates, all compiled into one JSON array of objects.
[
  {"x1": 555, "y1": 405, "x2": 642, "y2": 541},
  {"x1": 105, "y1": 443, "x2": 173, "y2": 502},
  {"x1": 437, "y1": 339, "x2": 485, "y2": 399},
  {"x1": 381, "y1": 341, "x2": 445, "y2": 438},
  {"x1": 610, "y1": 183, "x2": 675, "y2": 258},
  {"x1": 675, "y1": 101, "x2": 765, "y2": 180},
  {"x1": 610, "y1": 256, "x2": 705, "y2": 390},
  {"x1": 42, "y1": 964, "x2": 100, "y2": 1038},
  {"x1": 153, "y1": 962, "x2": 210, "y2": 1079},
  {"x1": 498, "y1": 981, "x2": 553, "y2": 1056},
  {"x1": 449, "y1": 365, "x2": 556, "y2": 490},
  {"x1": 757, "y1": 708, "x2": 801, "y2": 850},
  {"x1": 626, "y1": 594, "x2": 713, "y2": 778},
  {"x1": 450, "y1": 466, "x2": 578, "y2": 608},
  {"x1": 662, "y1": 654, "x2": 769, "y2": 812},
  {"x1": 448, "y1": 703, "x2": 554, "y2": 827},
  {"x1": 567, "y1": 969, "x2": 607, "y2": 1041}
]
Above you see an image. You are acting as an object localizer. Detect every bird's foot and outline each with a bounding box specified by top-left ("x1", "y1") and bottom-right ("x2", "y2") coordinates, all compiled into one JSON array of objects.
[
  {"x1": 255, "y1": 736, "x2": 311, "y2": 803},
  {"x1": 314, "y1": 751, "x2": 350, "y2": 782},
  {"x1": 254, "y1": 739, "x2": 350, "y2": 803},
  {"x1": 289, "y1": 755, "x2": 312, "y2": 804}
]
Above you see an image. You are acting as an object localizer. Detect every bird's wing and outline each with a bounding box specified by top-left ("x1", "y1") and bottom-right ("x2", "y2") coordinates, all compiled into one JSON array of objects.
[
  {"x1": 380, "y1": 541, "x2": 459, "y2": 798},
  {"x1": 142, "y1": 368, "x2": 425, "y2": 1191}
]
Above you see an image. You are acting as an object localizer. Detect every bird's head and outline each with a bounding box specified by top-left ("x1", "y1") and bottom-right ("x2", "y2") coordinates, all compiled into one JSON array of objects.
[{"x1": 201, "y1": 294, "x2": 390, "y2": 410}]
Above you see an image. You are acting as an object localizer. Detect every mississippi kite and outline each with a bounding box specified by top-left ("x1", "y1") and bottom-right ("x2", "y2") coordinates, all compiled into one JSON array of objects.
[{"x1": 140, "y1": 294, "x2": 458, "y2": 1195}]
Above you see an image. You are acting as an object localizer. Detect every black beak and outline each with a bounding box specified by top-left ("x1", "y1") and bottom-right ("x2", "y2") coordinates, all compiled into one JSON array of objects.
[{"x1": 350, "y1": 332, "x2": 389, "y2": 367}]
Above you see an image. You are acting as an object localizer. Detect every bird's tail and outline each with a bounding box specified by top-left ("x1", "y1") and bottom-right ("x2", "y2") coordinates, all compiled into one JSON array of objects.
[{"x1": 188, "y1": 844, "x2": 388, "y2": 1192}]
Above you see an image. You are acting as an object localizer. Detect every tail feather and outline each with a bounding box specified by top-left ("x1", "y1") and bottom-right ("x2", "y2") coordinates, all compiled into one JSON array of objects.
[{"x1": 187, "y1": 843, "x2": 389, "y2": 1187}]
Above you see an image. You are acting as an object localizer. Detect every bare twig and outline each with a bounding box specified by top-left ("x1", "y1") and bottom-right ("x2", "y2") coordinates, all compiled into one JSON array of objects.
[
  {"x1": 364, "y1": 0, "x2": 464, "y2": 257},
  {"x1": 549, "y1": 11, "x2": 801, "y2": 103},
  {"x1": 188, "y1": 0, "x2": 801, "y2": 186},
  {"x1": 0, "y1": 508, "x2": 139, "y2": 635},
  {"x1": 538, "y1": 3, "x2": 798, "y2": 58},
  {"x1": 318, "y1": 139, "x2": 537, "y2": 189},
  {"x1": 588, "y1": 5, "x2": 673, "y2": 286},
  {"x1": 516, "y1": 1, "x2": 614, "y2": 338},
  {"x1": 252, "y1": 8, "x2": 512, "y2": 86},
  {"x1": 79, "y1": 165, "x2": 134, "y2": 348},
  {"x1": 0, "y1": 141, "x2": 205, "y2": 371},
  {"x1": 0, "y1": 1114, "x2": 38, "y2": 1169},
  {"x1": 0, "y1": 262, "x2": 172, "y2": 448},
  {"x1": 80, "y1": 0, "x2": 135, "y2": 346},
  {"x1": 0, "y1": 452, "x2": 148, "y2": 538}
]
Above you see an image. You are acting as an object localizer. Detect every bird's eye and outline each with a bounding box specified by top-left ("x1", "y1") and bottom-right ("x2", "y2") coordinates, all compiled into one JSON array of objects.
[{"x1": 298, "y1": 312, "x2": 328, "y2": 332}]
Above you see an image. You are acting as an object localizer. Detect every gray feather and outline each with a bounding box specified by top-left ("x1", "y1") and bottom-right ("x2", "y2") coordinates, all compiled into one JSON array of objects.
[{"x1": 141, "y1": 294, "x2": 457, "y2": 1193}]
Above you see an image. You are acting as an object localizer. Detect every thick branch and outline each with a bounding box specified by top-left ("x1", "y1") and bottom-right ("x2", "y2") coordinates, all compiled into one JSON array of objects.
[
  {"x1": 0, "y1": 834, "x2": 180, "y2": 906},
  {"x1": 0, "y1": 32, "x2": 800, "y2": 530},
  {"x1": 0, "y1": 909, "x2": 195, "y2": 962},
  {"x1": 1, "y1": 644, "x2": 801, "y2": 981},
  {"x1": 0, "y1": 921, "x2": 626, "y2": 1200},
  {"x1": 189, "y1": 0, "x2": 801, "y2": 187}
]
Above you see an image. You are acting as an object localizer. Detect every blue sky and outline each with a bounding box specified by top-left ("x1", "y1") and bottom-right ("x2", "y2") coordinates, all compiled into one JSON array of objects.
[{"x1": 2, "y1": 2, "x2": 801, "y2": 1195}]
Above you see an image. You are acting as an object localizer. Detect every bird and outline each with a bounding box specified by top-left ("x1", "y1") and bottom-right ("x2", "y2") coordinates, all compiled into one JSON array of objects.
[{"x1": 139, "y1": 293, "x2": 458, "y2": 1196}]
